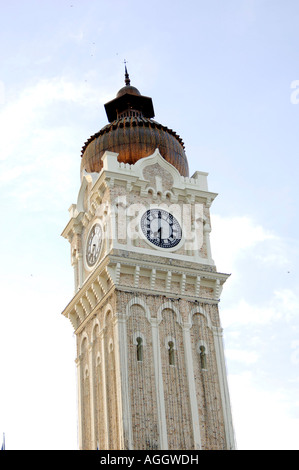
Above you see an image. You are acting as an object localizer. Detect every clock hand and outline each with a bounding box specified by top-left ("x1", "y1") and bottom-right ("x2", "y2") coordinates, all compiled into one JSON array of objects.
[
  {"x1": 157, "y1": 225, "x2": 162, "y2": 243},
  {"x1": 169, "y1": 214, "x2": 173, "y2": 238},
  {"x1": 158, "y1": 211, "x2": 162, "y2": 243},
  {"x1": 92, "y1": 243, "x2": 97, "y2": 258}
]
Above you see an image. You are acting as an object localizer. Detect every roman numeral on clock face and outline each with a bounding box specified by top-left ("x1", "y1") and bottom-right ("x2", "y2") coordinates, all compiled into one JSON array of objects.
[
  {"x1": 141, "y1": 209, "x2": 182, "y2": 249},
  {"x1": 86, "y1": 223, "x2": 102, "y2": 267}
]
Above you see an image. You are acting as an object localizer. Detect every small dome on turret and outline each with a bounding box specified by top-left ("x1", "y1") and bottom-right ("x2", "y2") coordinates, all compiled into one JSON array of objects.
[{"x1": 116, "y1": 85, "x2": 141, "y2": 98}]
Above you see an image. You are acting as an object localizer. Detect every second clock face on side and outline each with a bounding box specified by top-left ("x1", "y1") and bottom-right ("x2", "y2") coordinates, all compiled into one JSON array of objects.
[
  {"x1": 86, "y1": 223, "x2": 102, "y2": 267},
  {"x1": 140, "y1": 209, "x2": 182, "y2": 249}
]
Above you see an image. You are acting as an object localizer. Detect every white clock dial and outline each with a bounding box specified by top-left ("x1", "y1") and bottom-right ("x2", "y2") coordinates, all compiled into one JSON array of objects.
[
  {"x1": 140, "y1": 209, "x2": 182, "y2": 249},
  {"x1": 86, "y1": 223, "x2": 102, "y2": 267}
]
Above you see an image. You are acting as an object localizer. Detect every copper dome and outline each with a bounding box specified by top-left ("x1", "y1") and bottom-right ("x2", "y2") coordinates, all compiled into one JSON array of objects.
[
  {"x1": 116, "y1": 85, "x2": 141, "y2": 98},
  {"x1": 80, "y1": 71, "x2": 189, "y2": 178}
]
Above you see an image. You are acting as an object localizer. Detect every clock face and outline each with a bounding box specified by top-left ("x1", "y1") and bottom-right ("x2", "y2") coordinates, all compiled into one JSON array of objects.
[
  {"x1": 140, "y1": 209, "x2": 182, "y2": 249},
  {"x1": 86, "y1": 223, "x2": 102, "y2": 267}
]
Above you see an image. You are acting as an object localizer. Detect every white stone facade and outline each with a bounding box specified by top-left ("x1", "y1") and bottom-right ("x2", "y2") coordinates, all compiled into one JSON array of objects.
[{"x1": 61, "y1": 149, "x2": 235, "y2": 450}]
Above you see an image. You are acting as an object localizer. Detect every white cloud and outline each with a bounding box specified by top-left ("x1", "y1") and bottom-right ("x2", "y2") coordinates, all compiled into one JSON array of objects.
[
  {"x1": 0, "y1": 76, "x2": 118, "y2": 213},
  {"x1": 0, "y1": 76, "x2": 108, "y2": 160},
  {"x1": 229, "y1": 371, "x2": 299, "y2": 450},
  {"x1": 0, "y1": 77, "x2": 98, "y2": 211},
  {"x1": 0, "y1": 271, "x2": 77, "y2": 449},
  {"x1": 212, "y1": 216, "x2": 299, "y2": 450},
  {"x1": 273, "y1": 288, "x2": 299, "y2": 321},
  {"x1": 210, "y1": 214, "x2": 299, "y2": 326},
  {"x1": 221, "y1": 298, "x2": 276, "y2": 327},
  {"x1": 291, "y1": 340, "x2": 299, "y2": 365},
  {"x1": 221, "y1": 288, "x2": 299, "y2": 328},
  {"x1": 225, "y1": 348, "x2": 259, "y2": 364},
  {"x1": 210, "y1": 214, "x2": 276, "y2": 273}
]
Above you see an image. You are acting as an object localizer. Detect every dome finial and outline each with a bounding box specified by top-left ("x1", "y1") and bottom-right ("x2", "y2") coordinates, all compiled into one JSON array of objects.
[{"x1": 124, "y1": 59, "x2": 130, "y2": 86}]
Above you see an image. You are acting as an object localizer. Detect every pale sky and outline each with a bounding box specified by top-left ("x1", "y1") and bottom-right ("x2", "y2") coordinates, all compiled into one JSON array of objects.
[{"x1": 0, "y1": 0, "x2": 298, "y2": 450}]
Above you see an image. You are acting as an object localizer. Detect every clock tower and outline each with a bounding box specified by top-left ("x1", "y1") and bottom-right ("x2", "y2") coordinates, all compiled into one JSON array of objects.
[{"x1": 61, "y1": 69, "x2": 235, "y2": 450}]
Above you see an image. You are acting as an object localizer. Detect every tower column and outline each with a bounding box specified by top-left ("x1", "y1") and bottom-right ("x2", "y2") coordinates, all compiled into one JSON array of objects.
[
  {"x1": 100, "y1": 326, "x2": 109, "y2": 449},
  {"x1": 151, "y1": 317, "x2": 168, "y2": 450},
  {"x1": 71, "y1": 251, "x2": 79, "y2": 292},
  {"x1": 203, "y1": 222, "x2": 213, "y2": 262},
  {"x1": 213, "y1": 326, "x2": 235, "y2": 449},
  {"x1": 75, "y1": 355, "x2": 83, "y2": 450},
  {"x1": 113, "y1": 313, "x2": 133, "y2": 450},
  {"x1": 182, "y1": 322, "x2": 202, "y2": 450},
  {"x1": 88, "y1": 342, "x2": 96, "y2": 449},
  {"x1": 77, "y1": 253, "x2": 83, "y2": 288}
]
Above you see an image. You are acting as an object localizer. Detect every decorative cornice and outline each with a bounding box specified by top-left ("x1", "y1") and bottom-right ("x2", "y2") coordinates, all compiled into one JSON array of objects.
[{"x1": 61, "y1": 251, "x2": 230, "y2": 332}]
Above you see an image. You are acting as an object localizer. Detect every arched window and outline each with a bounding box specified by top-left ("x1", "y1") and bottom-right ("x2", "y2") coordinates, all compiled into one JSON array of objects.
[
  {"x1": 168, "y1": 341, "x2": 175, "y2": 366},
  {"x1": 136, "y1": 337, "x2": 143, "y2": 362},
  {"x1": 199, "y1": 345, "x2": 207, "y2": 370}
]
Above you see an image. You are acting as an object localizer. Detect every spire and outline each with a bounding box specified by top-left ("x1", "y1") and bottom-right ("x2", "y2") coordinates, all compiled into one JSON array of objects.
[
  {"x1": 104, "y1": 65, "x2": 155, "y2": 122},
  {"x1": 124, "y1": 60, "x2": 130, "y2": 86}
]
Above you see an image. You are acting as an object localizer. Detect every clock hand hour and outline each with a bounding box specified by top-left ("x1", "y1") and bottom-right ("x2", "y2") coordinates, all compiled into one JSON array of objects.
[
  {"x1": 157, "y1": 225, "x2": 162, "y2": 243},
  {"x1": 158, "y1": 211, "x2": 162, "y2": 243},
  {"x1": 91, "y1": 243, "x2": 97, "y2": 261}
]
